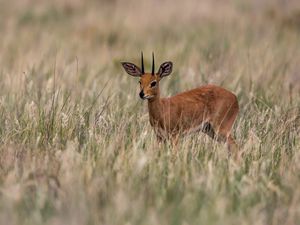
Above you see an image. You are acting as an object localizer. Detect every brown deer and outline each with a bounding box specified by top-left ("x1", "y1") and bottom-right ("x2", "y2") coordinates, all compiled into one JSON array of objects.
[{"x1": 121, "y1": 53, "x2": 239, "y2": 155}]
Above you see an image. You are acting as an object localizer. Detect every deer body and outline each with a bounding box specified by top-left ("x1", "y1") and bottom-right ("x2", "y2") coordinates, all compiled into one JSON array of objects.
[{"x1": 121, "y1": 53, "x2": 239, "y2": 153}]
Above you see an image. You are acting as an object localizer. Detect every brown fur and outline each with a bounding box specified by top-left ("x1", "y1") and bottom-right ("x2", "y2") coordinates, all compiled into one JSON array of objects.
[
  {"x1": 122, "y1": 57, "x2": 239, "y2": 155},
  {"x1": 140, "y1": 73, "x2": 239, "y2": 154}
]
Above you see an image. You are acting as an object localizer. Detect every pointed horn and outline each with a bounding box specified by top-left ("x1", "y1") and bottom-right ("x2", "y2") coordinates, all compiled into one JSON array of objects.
[
  {"x1": 141, "y1": 52, "x2": 144, "y2": 74},
  {"x1": 152, "y1": 52, "x2": 155, "y2": 75}
]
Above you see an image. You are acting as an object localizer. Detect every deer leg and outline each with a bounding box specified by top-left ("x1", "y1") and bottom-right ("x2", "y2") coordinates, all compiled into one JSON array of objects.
[
  {"x1": 214, "y1": 121, "x2": 239, "y2": 159},
  {"x1": 213, "y1": 131, "x2": 238, "y2": 158},
  {"x1": 225, "y1": 134, "x2": 239, "y2": 156},
  {"x1": 202, "y1": 124, "x2": 238, "y2": 158},
  {"x1": 212, "y1": 108, "x2": 239, "y2": 158}
]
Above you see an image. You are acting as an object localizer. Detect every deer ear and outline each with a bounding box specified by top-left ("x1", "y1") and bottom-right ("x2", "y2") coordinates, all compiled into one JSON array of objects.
[
  {"x1": 121, "y1": 62, "x2": 142, "y2": 77},
  {"x1": 157, "y1": 61, "x2": 173, "y2": 78}
]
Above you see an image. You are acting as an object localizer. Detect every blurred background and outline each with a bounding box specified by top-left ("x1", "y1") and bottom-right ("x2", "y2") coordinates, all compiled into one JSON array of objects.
[
  {"x1": 0, "y1": 0, "x2": 300, "y2": 99},
  {"x1": 0, "y1": 1, "x2": 299, "y2": 225}
]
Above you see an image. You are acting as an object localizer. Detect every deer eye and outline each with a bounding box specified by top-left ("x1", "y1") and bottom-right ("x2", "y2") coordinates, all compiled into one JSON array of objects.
[
  {"x1": 150, "y1": 81, "x2": 157, "y2": 87},
  {"x1": 139, "y1": 81, "x2": 141, "y2": 85}
]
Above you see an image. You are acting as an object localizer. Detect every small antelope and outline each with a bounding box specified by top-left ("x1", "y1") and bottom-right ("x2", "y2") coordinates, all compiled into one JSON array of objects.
[{"x1": 121, "y1": 53, "x2": 239, "y2": 154}]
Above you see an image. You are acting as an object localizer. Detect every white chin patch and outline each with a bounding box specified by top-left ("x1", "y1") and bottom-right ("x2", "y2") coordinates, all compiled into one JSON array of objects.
[{"x1": 144, "y1": 95, "x2": 154, "y2": 99}]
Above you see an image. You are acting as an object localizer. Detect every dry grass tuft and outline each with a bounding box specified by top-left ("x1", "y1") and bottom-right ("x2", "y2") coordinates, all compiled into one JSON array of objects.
[{"x1": 0, "y1": 0, "x2": 299, "y2": 225}]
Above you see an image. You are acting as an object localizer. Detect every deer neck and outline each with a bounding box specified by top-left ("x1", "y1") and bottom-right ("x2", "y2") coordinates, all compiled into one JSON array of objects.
[{"x1": 147, "y1": 92, "x2": 162, "y2": 121}]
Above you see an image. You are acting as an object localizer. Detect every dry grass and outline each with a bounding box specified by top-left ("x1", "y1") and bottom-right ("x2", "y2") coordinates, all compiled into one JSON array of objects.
[{"x1": 0, "y1": 0, "x2": 299, "y2": 225}]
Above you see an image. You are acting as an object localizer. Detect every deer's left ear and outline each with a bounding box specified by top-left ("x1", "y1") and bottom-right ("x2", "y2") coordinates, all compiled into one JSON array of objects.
[{"x1": 157, "y1": 62, "x2": 173, "y2": 78}]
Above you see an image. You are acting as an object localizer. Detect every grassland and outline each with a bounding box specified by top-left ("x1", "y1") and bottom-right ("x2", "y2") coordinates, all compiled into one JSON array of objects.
[{"x1": 0, "y1": 0, "x2": 299, "y2": 225}]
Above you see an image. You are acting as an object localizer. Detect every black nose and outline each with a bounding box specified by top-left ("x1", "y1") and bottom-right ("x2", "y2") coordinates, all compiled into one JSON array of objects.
[{"x1": 139, "y1": 91, "x2": 144, "y2": 99}]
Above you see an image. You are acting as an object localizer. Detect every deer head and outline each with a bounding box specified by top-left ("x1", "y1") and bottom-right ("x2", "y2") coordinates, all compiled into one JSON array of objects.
[{"x1": 121, "y1": 52, "x2": 173, "y2": 100}]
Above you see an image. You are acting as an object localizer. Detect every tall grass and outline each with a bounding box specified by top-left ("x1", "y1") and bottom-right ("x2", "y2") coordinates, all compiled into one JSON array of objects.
[{"x1": 0, "y1": 0, "x2": 299, "y2": 224}]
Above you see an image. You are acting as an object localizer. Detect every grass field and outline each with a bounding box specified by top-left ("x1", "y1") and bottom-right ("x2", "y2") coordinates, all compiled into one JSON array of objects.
[{"x1": 0, "y1": 0, "x2": 299, "y2": 224}]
